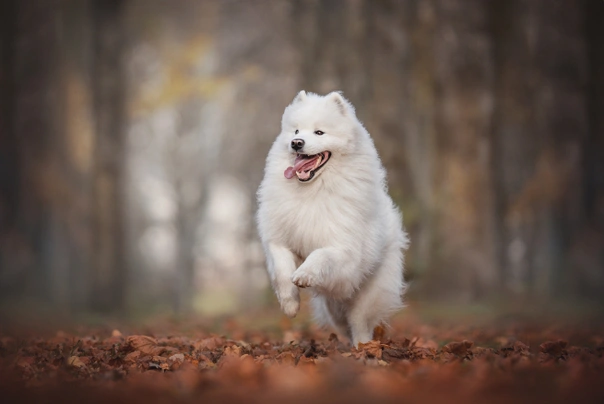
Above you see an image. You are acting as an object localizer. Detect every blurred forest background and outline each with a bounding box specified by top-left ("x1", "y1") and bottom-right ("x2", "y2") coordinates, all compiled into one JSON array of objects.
[{"x1": 0, "y1": 0, "x2": 603, "y2": 320}]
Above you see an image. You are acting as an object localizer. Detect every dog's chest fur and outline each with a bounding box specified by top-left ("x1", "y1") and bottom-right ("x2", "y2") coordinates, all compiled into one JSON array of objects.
[{"x1": 266, "y1": 180, "x2": 362, "y2": 259}]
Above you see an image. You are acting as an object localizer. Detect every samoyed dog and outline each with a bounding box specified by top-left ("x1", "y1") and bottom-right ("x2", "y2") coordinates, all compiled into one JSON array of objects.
[{"x1": 256, "y1": 91, "x2": 408, "y2": 346}]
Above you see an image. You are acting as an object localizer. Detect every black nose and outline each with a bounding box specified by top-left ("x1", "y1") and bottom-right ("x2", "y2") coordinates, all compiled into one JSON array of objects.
[{"x1": 291, "y1": 138, "x2": 305, "y2": 151}]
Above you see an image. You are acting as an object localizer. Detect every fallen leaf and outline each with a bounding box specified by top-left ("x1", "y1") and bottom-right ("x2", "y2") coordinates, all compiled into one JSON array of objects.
[
  {"x1": 223, "y1": 345, "x2": 242, "y2": 357},
  {"x1": 149, "y1": 361, "x2": 170, "y2": 371},
  {"x1": 513, "y1": 341, "x2": 530, "y2": 355},
  {"x1": 540, "y1": 340, "x2": 568, "y2": 355},
  {"x1": 197, "y1": 354, "x2": 215, "y2": 370},
  {"x1": 15, "y1": 357, "x2": 34, "y2": 368},
  {"x1": 67, "y1": 356, "x2": 86, "y2": 368},
  {"x1": 414, "y1": 338, "x2": 439, "y2": 349},
  {"x1": 124, "y1": 350, "x2": 141, "y2": 362},
  {"x1": 373, "y1": 325, "x2": 386, "y2": 341},
  {"x1": 383, "y1": 347, "x2": 409, "y2": 361},
  {"x1": 169, "y1": 353, "x2": 185, "y2": 363},
  {"x1": 193, "y1": 337, "x2": 224, "y2": 351},
  {"x1": 442, "y1": 340, "x2": 473, "y2": 356},
  {"x1": 358, "y1": 340, "x2": 383, "y2": 359},
  {"x1": 126, "y1": 335, "x2": 164, "y2": 356}
]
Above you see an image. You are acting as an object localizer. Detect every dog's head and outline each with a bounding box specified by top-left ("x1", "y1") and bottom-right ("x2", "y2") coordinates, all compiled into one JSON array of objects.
[{"x1": 280, "y1": 91, "x2": 359, "y2": 183}]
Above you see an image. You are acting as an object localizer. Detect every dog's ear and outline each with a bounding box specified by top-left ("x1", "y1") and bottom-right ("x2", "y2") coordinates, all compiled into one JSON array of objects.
[
  {"x1": 293, "y1": 90, "x2": 307, "y2": 104},
  {"x1": 327, "y1": 91, "x2": 350, "y2": 116}
]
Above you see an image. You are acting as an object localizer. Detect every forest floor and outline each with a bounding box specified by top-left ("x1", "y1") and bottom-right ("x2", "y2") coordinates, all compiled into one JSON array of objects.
[{"x1": 1, "y1": 301, "x2": 604, "y2": 403}]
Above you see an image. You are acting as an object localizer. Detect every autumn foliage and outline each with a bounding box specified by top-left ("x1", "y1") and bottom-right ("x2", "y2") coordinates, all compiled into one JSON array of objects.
[{"x1": 1, "y1": 311, "x2": 604, "y2": 404}]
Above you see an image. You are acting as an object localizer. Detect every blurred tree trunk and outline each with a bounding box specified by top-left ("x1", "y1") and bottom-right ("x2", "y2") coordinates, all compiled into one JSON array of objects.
[
  {"x1": 490, "y1": 0, "x2": 589, "y2": 298},
  {"x1": 584, "y1": 0, "x2": 604, "y2": 229},
  {"x1": 10, "y1": 0, "x2": 64, "y2": 304},
  {"x1": 52, "y1": 0, "x2": 97, "y2": 309},
  {"x1": 90, "y1": 0, "x2": 127, "y2": 312},
  {"x1": 430, "y1": 0, "x2": 496, "y2": 300},
  {"x1": 488, "y1": 0, "x2": 539, "y2": 295},
  {"x1": 584, "y1": 0, "x2": 604, "y2": 225},
  {"x1": 0, "y1": 0, "x2": 98, "y2": 310},
  {"x1": 292, "y1": 0, "x2": 371, "y2": 102},
  {"x1": 573, "y1": 0, "x2": 604, "y2": 296},
  {"x1": 0, "y1": 0, "x2": 20, "y2": 291},
  {"x1": 526, "y1": 0, "x2": 587, "y2": 297},
  {"x1": 172, "y1": 101, "x2": 208, "y2": 314},
  {"x1": 174, "y1": 191, "x2": 196, "y2": 314},
  {"x1": 398, "y1": 0, "x2": 438, "y2": 281}
]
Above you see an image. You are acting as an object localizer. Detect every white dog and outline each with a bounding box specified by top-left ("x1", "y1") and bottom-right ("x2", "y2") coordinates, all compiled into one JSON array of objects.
[{"x1": 256, "y1": 91, "x2": 408, "y2": 346}]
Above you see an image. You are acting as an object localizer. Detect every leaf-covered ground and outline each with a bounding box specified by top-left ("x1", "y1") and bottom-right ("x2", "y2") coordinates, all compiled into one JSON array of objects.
[{"x1": 1, "y1": 305, "x2": 604, "y2": 403}]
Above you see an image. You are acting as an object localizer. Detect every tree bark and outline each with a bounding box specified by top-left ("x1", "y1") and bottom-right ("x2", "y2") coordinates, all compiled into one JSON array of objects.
[
  {"x1": 0, "y1": 0, "x2": 20, "y2": 293},
  {"x1": 90, "y1": 0, "x2": 127, "y2": 312}
]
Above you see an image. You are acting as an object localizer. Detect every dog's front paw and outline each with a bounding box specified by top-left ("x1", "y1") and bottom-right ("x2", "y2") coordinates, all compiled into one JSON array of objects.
[
  {"x1": 291, "y1": 266, "x2": 320, "y2": 289},
  {"x1": 280, "y1": 296, "x2": 300, "y2": 318},
  {"x1": 276, "y1": 283, "x2": 300, "y2": 317}
]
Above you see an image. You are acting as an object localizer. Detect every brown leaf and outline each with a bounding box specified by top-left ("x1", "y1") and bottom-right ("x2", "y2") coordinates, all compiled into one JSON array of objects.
[
  {"x1": 373, "y1": 325, "x2": 386, "y2": 341},
  {"x1": 148, "y1": 355, "x2": 170, "y2": 371},
  {"x1": 169, "y1": 353, "x2": 185, "y2": 363},
  {"x1": 383, "y1": 347, "x2": 409, "y2": 361},
  {"x1": 15, "y1": 356, "x2": 34, "y2": 371},
  {"x1": 513, "y1": 341, "x2": 530, "y2": 355},
  {"x1": 414, "y1": 338, "x2": 438, "y2": 349},
  {"x1": 197, "y1": 354, "x2": 216, "y2": 370},
  {"x1": 540, "y1": 340, "x2": 568, "y2": 355},
  {"x1": 149, "y1": 361, "x2": 170, "y2": 371},
  {"x1": 223, "y1": 345, "x2": 242, "y2": 357},
  {"x1": 358, "y1": 340, "x2": 383, "y2": 359},
  {"x1": 67, "y1": 356, "x2": 86, "y2": 368},
  {"x1": 124, "y1": 350, "x2": 141, "y2": 363},
  {"x1": 126, "y1": 335, "x2": 164, "y2": 356},
  {"x1": 442, "y1": 340, "x2": 474, "y2": 356},
  {"x1": 193, "y1": 337, "x2": 224, "y2": 351}
]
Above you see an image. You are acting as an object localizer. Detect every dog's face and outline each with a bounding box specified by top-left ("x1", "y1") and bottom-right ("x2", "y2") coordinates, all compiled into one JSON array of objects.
[{"x1": 280, "y1": 91, "x2": 358, "y2": 183}]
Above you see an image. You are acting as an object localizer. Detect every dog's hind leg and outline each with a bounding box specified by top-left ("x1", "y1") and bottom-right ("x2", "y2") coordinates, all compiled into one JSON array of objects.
[
  {"x1": 266, "y1": 243, "x2": 300, "y2": 317},
  {"x1": 311, "y1": 295, "x2": 351, "y2": 341},
  {"x1": 347, "y1": 246, "x2": 405, "y2": 346}
]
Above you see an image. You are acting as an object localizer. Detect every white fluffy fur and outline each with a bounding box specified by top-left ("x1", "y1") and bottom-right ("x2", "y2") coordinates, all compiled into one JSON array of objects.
[{"x1": 256, "y1": 91, "x2": 408, "y2": 346}]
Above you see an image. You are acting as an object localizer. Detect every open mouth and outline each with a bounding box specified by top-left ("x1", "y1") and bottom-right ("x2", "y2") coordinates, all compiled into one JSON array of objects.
[{"x1": 284, "y1": 151, "x2": 331, "y2": 182}]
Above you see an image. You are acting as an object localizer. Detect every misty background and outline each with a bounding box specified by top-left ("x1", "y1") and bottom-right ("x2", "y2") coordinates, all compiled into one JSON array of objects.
[{"x1": 0, "y1": 0, "x2": 603, "y2": 320}]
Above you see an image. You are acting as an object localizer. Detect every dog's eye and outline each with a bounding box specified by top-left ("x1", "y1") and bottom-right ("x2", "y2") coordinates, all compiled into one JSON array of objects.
[
  {"x1": 295, "y1": 129, "x2": 299, "y2": 134},
  {"x1": 314, "y1": 130, "x2": 324, "y2": 136}
]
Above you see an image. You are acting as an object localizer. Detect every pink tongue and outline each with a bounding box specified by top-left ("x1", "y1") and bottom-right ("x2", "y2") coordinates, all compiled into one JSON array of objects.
[
  {"x1": 284, "y1": 167, "x2": 295, "y2": 179},
  {"x1": 284, "y1": 154, "x2": 320, "y2": 179}
]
